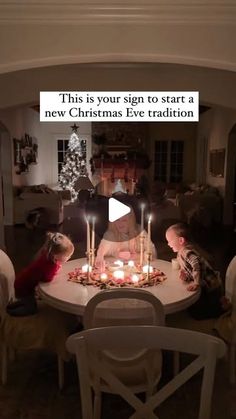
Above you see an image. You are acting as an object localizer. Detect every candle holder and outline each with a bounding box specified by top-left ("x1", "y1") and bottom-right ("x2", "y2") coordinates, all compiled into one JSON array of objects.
[
  {"x1": 147, "y1": 252, "x2": 152, "y2": 281},
  {"x1": 86, "y1": 249, "x2": 93, "y2": 282},
  {"x1": 86, "y1": 249, "x2": 90, "y2": 265},
  {"x1": 91, "y1": 247, "x2": 96, "y2": 268},
  {"x1": 139, "y1": 233, "x2": 145, "y2": 267}
]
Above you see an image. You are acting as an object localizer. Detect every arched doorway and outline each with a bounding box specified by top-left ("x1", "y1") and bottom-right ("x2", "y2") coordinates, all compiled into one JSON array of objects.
[
  {"x1": 224, "y1": 124, "x2": 236, "y2": 227},
  {"x1": 0, "y1": 122, "x2": 13, "y2": 249}
]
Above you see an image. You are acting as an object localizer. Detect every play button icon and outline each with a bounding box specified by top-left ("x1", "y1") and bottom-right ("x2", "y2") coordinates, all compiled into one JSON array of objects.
[{"x1": 108, "y1": 198, "x2": 131, "y2": 222}]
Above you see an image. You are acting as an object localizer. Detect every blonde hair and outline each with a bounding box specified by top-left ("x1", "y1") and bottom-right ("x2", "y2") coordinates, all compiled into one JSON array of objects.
[
  {"x1": 166, "y1": 223, "x2": 192, "y2": 242},
  {"x1": 107, "y1": 207, "x2": 139, "y2": 253},
  {"x1": 44, "y1": 232, "x2": 74, "y2": 259},
  {"x1": 166, "y1": 223, "x2": 212, "y2": 262}
]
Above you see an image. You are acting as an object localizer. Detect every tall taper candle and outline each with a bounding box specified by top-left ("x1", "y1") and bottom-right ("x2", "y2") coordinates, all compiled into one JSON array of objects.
[
  {"x1": 147, "y1": 215, "x2": 152, "y2": 255},
  {"x1": 86, "y1": 217, "x2": 90, "y2": 256},
  {"x1": 91, "y1": 217, "x2": 95, "y2": 265}
]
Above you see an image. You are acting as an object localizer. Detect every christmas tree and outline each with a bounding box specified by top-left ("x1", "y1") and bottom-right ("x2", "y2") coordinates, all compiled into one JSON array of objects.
[{"x1": 59, "y1": 124, "x2": 91, "y2": 201}]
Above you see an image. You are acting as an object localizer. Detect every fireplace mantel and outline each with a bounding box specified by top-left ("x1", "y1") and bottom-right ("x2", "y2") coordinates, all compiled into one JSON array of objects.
[{"x1": 92, "y1": 157, "x2": 150, "y2": 170}]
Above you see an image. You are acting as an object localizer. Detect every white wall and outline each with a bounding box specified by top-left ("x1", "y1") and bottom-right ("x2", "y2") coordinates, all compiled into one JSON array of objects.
[
  {"x1": 0, "y1": 1, "x2": 236, "y2": 75},
  {"x1": 196, "y1": 106, "x2": 236, "y2": 223},
  {"x1": 206, "y1": 107, "x2": 236, "y2": 192},
  {"x1": 196, "y1": 111, "x2": 214, "y2": 185},
  {"x1": 0, "y1": 107, "x2": 92, "y2": 187}
]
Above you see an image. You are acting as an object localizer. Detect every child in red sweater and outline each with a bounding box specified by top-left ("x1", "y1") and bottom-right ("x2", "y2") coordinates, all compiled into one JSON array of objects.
[{"x1": 8, "y1": 232, "x2": 74, "y2": 316}]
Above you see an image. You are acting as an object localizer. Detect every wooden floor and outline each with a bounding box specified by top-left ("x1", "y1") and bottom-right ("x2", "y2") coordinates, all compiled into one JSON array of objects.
[{"x1": 1, "y1": 223, "x2": 236, "y2": 419}]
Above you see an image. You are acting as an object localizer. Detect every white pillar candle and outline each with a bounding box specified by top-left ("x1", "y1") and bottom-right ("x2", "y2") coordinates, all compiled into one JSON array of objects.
[
  {"x1": 114, "y1": 260, "x2": 124, "y2": 267},
  {"x1": 113, "y1": 270, "x2": 125, "y2": 280},
  {"x1": 100, "y1": 273, "x2": 108, "y2": 281},
  {"x1": 128, "y1": 260, "x2": 135, "y2": 267},
  {"x1": 131, "y1": 274, "x2": 139, "y2": 283},
  {"x1": 82, "y1": 264, "x2": 92, "y2": 273},
  {"x1": 142, "y1": 265, "x2": 153, "y2": 273}
]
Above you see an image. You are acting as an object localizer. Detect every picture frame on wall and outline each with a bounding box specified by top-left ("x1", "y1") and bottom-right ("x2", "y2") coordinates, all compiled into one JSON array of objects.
[
  {"x1": 30, "y1": 143, "x2": 38, "y2": 164},
  {"x1": 13, "y1": 135, "x2": 38, "y2": 174},
  {"x1": 13, "y1": 138, "x2": 22, "y2": 165},
  {"x1": 209, "y1": 148, "x2": 225, "y2": 177}
]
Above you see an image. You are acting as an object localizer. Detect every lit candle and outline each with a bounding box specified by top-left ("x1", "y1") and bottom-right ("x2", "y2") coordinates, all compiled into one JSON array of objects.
[
  {"x1": 91, "y1": 217, "x2": 96, "y2": 265},
  {"x1": 114, "y1": 260, "x2": 124, "y2": 267},
  {"x1": 91, "y1": 217, "x2": 95, "y2": 251},
  {"x1": 82, "y1": 264, "x2": 92, "y2": 273},
  {"x1": 86, "y1": 217, "x2": 90, "y2": 256},
  {"x1": 131, "y1": 274, "x2": 139, "y2": 283},
  {"x1": 147, "y1": 214, "x2": 152, "y2": 255},
  {"x1": 140, "y1": 204, "x2": 145, "y2": 267},
  {"x1": 128, "y1": 260, "x2": 135, "y2": 267},
  {"x1": 142, "y1": 265, "x2": 153, "y2": 273},
  {"x1": 100, "y1": 273, "x2": 108, "y2": 281},
  {"x1": 113, "y1": 270, "x2": 125, "y2": 280}
]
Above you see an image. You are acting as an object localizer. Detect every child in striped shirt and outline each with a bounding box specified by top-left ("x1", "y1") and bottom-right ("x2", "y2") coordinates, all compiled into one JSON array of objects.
[{"x1": 166, "y1": 223, "x2": 226, "y2": 320}]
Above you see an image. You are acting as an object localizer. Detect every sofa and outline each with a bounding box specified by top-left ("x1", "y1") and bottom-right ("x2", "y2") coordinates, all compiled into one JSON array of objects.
[{"x1": 13, "y1": 185, "x2": 65, "y2": 225}]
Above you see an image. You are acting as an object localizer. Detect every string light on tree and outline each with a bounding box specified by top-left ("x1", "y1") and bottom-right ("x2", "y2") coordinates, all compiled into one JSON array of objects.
[{"x1": 59, "y1": 124, "x2": 89, "y2": 201}]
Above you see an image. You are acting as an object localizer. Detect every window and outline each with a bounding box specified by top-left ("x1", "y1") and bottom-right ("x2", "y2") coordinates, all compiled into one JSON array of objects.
[
  {"x1": 57, "y1": 139, "x2": 69, "y2": 178},
  {"x1": 154, "y1": 141, "x2": 168, "y2": 182},
  {"x1": 154, "y1": 140, "x2": 184, "y2": 183},
  {"x1": 57, "y1": 138, "x2": 87, "y2": 179},
  {"x1": 209, "y1": 148, "x2": 225, "y2": 177},
  {"x1": 170, "y1": 141, "x2": 184, "y2": 182}
]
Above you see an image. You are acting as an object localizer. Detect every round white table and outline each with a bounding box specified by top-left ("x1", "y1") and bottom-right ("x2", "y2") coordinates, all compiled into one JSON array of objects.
[{"x1": 39, "y1": 258, "x2": 200, "y2": 316}]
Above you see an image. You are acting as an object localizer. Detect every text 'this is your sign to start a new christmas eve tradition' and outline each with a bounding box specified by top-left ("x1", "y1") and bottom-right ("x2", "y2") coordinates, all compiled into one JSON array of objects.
[{"x1": 40, "y1": 91, "x2": 199, "y2": 122}]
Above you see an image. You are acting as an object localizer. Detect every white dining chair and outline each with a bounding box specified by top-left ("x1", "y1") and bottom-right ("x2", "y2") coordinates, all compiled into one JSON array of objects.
[
  {"x1": 83, "y1": 288, "x2": 165, "y2": 419},
  {"x1": 0, "y1": 249, "x2": 73, "y2": 389},
  {"x1": 214, "y1": 255, "x2": 236, "y2": 384},
  {"x1": 67, "y1": 325, "x2": 226, "y2": 419},
  {"x1": 83, "y1": 288, "x2": 165, "y2": 329},
  {"x1": 0, "y1": 249, "x2": 15, "y2": 308},
  {"x1": 225, "y1": 256, "x2": 236, "y2": 384}
]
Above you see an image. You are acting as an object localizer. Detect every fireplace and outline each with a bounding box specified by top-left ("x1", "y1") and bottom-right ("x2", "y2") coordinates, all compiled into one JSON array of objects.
[{"x1": 91, "y1": 156, "x2": 149, "y2": 196}]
